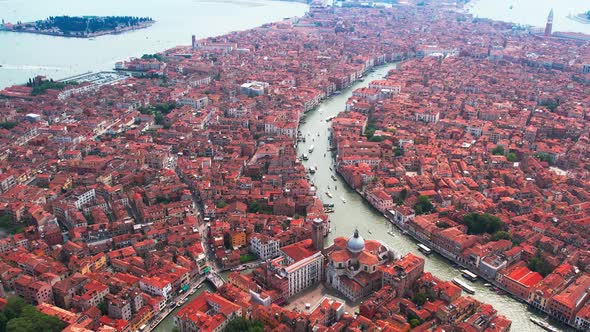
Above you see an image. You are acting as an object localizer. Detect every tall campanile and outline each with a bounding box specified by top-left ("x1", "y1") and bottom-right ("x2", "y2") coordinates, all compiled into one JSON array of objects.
[{"x1": 544, "y1": 9, "x2": 553, "y2": 37}]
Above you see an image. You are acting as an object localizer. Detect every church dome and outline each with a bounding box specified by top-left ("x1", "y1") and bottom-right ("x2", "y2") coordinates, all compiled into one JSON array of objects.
[{"x1": 347, "y1": 229, "x2": 365, "y2": 253}]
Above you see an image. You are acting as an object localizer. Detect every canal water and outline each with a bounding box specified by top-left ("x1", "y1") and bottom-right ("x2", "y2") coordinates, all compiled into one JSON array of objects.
[
  {"x1": 297, "y1": 63, "x2": 548, "y2": 331},
  {"x1": 152, "y1": 282, "x2": 215, "y2": 332}
]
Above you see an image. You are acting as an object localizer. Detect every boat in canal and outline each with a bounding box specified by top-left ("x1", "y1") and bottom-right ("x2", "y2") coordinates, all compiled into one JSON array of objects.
[
  {"x1": 325, "y1": 191, "x2": 333, "y2": 198},
  {"x1": 461, "y1": 269, "x2": 478, "y2": 282},
  {"x1": 529, "y1": 317, "x2": 559, "y2": 332},
  {"x1": 417, "y1": 243, "x2": 432, "y2": 255},
  {"x1": 331, "y1": 175, "x2": 337, "y2": 181},
  {"x1": 308, "y1": 145, "x2": 314, "y2": 153},
  {"x1": 452, "y1": 278, "x2": 475, "y2": 294},
  {"x1": 341, "y1": 197, "x2": 346, "y2": 203},
  {"x1": 302, "y1": 153, "x2": 308, "y2": 160}
]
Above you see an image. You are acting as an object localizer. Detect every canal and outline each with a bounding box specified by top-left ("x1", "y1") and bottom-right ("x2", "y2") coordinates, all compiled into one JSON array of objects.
[{"x1": 296, "y1": 63, "x2": 547, "y2": 331}]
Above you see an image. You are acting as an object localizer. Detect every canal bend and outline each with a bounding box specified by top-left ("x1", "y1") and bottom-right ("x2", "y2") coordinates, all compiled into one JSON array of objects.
[{"x1": 296, "y1": 63, "x2": 545, "y2": 332}]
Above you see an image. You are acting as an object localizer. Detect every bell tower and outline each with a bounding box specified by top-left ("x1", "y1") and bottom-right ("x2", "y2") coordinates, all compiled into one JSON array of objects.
[
  {"x1": 311, "y1": 218, "x2": 325, "y2": 251},
  {"x1": 544, "y1": 9, "x2": 553, "y2": 37}
]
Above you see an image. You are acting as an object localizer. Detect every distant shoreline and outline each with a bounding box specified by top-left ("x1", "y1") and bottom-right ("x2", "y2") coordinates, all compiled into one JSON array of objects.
[
  {"x1": 0, "y1": 19, "x2": 155, "y2": 38},
  {"x1": 568, "y1": 13, "x2": 590, "y2": 25}
]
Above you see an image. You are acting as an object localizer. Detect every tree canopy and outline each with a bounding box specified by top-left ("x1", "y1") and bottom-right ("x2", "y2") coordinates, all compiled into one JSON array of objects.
[
  {"x1": 528, "y1": 251, "x2": 553, "y2": 277},
  {"x1": 0, "y1": 296, "x2": 65, "y2": 332},
  {"x1": 462, "y1": 213, "x2": 503, "y2": 235},
  {"x1": 225, "y1": 317, "x2": 264, "y2": 332},
  {"x1": 413, "y1": 195, "x2": 435, "y2": 215}
]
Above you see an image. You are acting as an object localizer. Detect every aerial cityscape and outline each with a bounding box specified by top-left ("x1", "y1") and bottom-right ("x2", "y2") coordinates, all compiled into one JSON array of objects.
[{"x1": 0, "y1": 0, "x2": 589, "y2": 332}]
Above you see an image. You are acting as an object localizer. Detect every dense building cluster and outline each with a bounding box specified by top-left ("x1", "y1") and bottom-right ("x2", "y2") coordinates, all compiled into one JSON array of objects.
[{"x1": 0, "y1": 0, "x2": 588, "y2": 331}]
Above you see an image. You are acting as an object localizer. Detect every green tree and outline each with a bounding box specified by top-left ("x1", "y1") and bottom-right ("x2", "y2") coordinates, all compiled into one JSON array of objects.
[
  {"x1": 369, "y1": 135, "x2": 384, "y2": 142},
  {"x1": 528, "y1": 251, "x2": 553, "y2": 277},
  {"x1": 506, "y1": 152, "x2": 517, "y2": 162},
  {"x1": 410, "y1": 318, "x2": 422, "y2": 328},
  {"x1": 154, "y1": 112, "x2": 164, "y2": 125},
  {"x1": 492, "y1": 145, "x2": 505, "y2": 155},
  {"x1": 223, "y1": 232, "x2": 232, "y2": 249},
  {"x1": 216, "y1": 200, "x2": 227, "y2": 208},
  {"x1": 225, "y1": 317, "x2": 264, "y2": 332},
  {"x1": 4, "y1": 297, "x2": 26, "y2": 321},
  {"x1": 97, "y1": 301, "x2": 108, "y2": 315},
  {"x1": 412, "y1": 293, "x2": 427, "y2": 306},
  {"x1": 491, "y1": 231, "x2": 511, "y2": 241},
  {"x1": 248, "y1": 200, "x2": 260, "y2": 213},
  {"x1": 462, "y1": 213, "x2": 503, "y2": 235},
  {"x1": 414, "y1": 195, "x2": 434, "y2": 215}
]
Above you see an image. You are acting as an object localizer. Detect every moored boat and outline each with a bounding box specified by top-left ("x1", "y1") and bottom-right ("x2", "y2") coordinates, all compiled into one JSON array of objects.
[{"x1": 452, "y1": 278, "x2": 475, "y2": 294}]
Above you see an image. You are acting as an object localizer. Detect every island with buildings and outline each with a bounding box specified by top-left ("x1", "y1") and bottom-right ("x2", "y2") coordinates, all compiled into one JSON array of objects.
[
  {"x1": 0, "y1": 15, "x2": 154, "y2": 38},
  {"x1": 0, "y1": 0, "x2": 588, "y2": 332}
]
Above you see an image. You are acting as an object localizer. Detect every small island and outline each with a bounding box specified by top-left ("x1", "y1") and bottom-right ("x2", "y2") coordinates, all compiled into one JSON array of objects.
[{"x1": 0, "y1": 15, "x2": 154, "y2": 38}]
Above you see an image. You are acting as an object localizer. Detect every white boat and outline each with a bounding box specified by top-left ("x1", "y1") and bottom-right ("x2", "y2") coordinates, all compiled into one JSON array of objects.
[
  {"x1": 341, "y1": 197, "x2": 346, "y2": 203},
  {"x1": 461, "y1": 269, "x2": 478, "y2": 282},
  {"x1": 326, "y1": 192, "x2": 333, "y2": 198},
  {"x1": 387, "y1": 231, "x2": 395, "y2": 237},
  {"x1": 308, "y1": 145, "x2": 314, "y2": 153},
  {"x1": 302, "y1": 153, "x2": 308, "y2": 160},
  {"x1": 484, "y1": 283, "x2": 492, "y2": 287},
  {"x1": 417, "y1": 243, "x2": 432, "y2": 255},
  {"x1": 529, "y1": 317, "x2": 559, "y2": 332},
  {"x1": 452, "y1": 278, "x2": 475, "y2": 294},
  {"x1": 197, "y1": 284, "x2": 203, "y2": 289}
]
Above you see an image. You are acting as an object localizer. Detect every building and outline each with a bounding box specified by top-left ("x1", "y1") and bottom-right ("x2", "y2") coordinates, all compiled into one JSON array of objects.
[
  {"x1": 575, "y1": 303, "x2": 590, "y2": 331},
  {"x1": 382, "y1": 253, "x2": 425, "y2": 298},
  {"x1": 545, "y1": 9, "x2": 553, "y2": 37},
  {"x1": 250, "y1": 235, "x2": 280, "y2": 260},
  {"x1": 266, "y1": 239, "x2": 324, "y2": 298},
  {"x1": 325, "y1": 229, "x2": 394, "y2": 301},
  {"x1": 174, "y1": 291, "x2": 242, "y2": 332},
  {"x1": 139, "y1": 276, "x2": 172, "y2": 301},
  {"x1": 311, "y1": 218, "x2": 325, "y2": 251},
  {"x1": 497, "y1": 266, "x2": 543, "y2": 301},
  {"x1": 14, "y1": 275, "x2": 53, "y2": 305},
  {"x1": 547, "y1": 273, "x2": 590, "y2": 325}
]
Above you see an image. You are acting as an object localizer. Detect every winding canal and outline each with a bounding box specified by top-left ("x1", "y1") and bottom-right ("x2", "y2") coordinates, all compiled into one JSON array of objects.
[{"x1": 297, "y1": 63, "x2": 548, "y2": 331}]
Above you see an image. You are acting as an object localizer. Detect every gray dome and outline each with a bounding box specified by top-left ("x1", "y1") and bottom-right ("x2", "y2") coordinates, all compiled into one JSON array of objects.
[{"x1": 347, "y1": 229, "x2": 365, "y2": 253}]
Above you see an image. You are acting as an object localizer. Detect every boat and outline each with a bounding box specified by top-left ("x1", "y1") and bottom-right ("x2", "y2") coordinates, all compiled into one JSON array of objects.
[
  {"x1": 323, "y1": 203, "x2": 335, "y2": 208},
  {"x1": 387, "y1": 231, "x2": 395, "y2": 237},
  {"x1": 168, "y1": 301, "x2": 177, "y2": 308},
  {"x1": 341, "y1": 197, "x2": 347, "y2": 203},
  {"x1": 529, "y1": 317, "x2": 559, "y2": 332},
  {"x1": 314, "y1": 165, "x2": 318, "y2": 171},
  {"x1": 452, "y1": 278, "x2": 475, "y2": 294},
  {"x1": 197, "y1": 284, "x2": 203, "y2": 289},
  {"x1": 367, "y1": 229, "x2": 372, "y2": 234},
  {"x1": 461, "y1": 269, "x2": 478, "y2": 282},
  {"x1": 331, "y1": 175, "x2": 337, "y2": 181},
  {"x1": 326, "y1": 191, "x2": 333, "y2": 198},
  {"x1": 190, "y1": 288, "x2": 197, "y2": 295},
  {"x1": 309, "y1": 167, "x2": 316, "y2": 174},
  {"x1": 417, "y1": 243, "x2": 432, "y2": 255},
  {"x1": 483, "y1": 283, "x2": 492, "y2": 287},
  {"x1": 309, "y1": 145, "x2": 314, "y2": 153},
  {"x1": 302, "y1": 153, "x2": 309, "y2": 160},
  {"x1": 334, "y1": 90, "x2": 342, "y2": 95}
]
